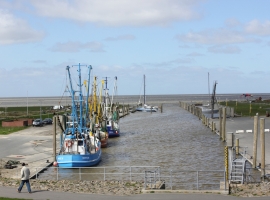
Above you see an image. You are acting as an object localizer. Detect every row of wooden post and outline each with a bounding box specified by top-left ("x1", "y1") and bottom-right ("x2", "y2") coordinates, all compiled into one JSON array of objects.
[
  {"x1": 179, "y1": 102, "x2": 227, "y2": 140},
  {"x1": 179, "y1": 101, "x2": 266, "y2": 179}
]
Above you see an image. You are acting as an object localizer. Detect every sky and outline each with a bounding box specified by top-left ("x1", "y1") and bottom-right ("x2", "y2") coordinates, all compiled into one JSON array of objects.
[{"x1": 1, "y1": 0, "x2": 270, "y2": 97}]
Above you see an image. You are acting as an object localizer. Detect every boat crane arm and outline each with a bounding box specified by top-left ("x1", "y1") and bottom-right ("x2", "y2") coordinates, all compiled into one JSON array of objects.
[{"x1": 66, "y1": 65, "x2": 77, "y2": 134}]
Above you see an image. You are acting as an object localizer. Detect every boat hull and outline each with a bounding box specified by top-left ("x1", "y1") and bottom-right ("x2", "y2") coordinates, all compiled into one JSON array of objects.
[
  {"x1": 107, "y1": 126, "x2": 120, "y2": 137},
  {"x1": 201, "y1": 109, "x2": 219, "y2": 114},
  {"x1": 56, "y1": 148, "x2": 102, "y2": 168},
  {"x1": 136, "y1": 107, "x2": 158, "y2": 112},
  {"x1": 198, "y1": 106, "x2": 219, "y2": 114},
  {"x1": 101, "y1": 136, "x2": 108, "y2": 148}
]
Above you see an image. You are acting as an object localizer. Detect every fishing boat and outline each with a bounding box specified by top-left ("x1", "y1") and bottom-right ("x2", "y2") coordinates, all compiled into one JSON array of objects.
[
  {"x1": 56, "y1": 64, "x2": 101, "y2": 167},
  {"x1": 104, "y1": 77, "x2": 120, "y2": 137},
  {"x1": 89, "y1": 77, "x2": 109, "y2": 147},
  {"x1": 136, "y1": 75, "x2": 158, "y2": 112}
]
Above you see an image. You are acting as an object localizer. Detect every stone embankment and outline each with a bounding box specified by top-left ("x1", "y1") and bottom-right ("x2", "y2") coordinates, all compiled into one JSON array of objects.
[
  {"x1": 230, "y1": 182, "x2": 270, "y2": 197},
  {"x1": 0, "y1": 177, "x2": 143, "y2": 196},
  {"x1": 2, "y1": 176, "x2": 270, "y2": 197}
]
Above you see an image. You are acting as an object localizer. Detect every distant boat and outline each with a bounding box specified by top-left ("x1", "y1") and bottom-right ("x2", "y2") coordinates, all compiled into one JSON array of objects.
[
  {"x1": 56, "y1": 64, "x2": 101, "y2": 167},
  {"x1": 200, "y1": 106, "x2": 219, "y2": 114},
  {"x1": 197, "y1": 73, "x2": 219, "y2": 117},
  {"x1": 136, "y1": 75, "x2": 158, "y2": 112}
]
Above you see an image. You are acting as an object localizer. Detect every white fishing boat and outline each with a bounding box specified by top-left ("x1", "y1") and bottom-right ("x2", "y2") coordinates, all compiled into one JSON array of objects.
[{"x1": 136, "y1": 75, "x2": 158, "y2": 112}]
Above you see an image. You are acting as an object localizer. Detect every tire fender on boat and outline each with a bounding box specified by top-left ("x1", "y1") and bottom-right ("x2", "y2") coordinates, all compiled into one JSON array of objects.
[{"x1": 65, "y1": 140, "x2": 73, "y2": 148}]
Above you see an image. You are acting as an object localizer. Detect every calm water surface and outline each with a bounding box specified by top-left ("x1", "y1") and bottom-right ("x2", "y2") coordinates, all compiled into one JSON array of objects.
[
  {"x1": 101, "y1": 103, "x2": 224, "y2": 170},
  {"x1": 40, "y1": 102, "x2": 225, "y2": 188}
]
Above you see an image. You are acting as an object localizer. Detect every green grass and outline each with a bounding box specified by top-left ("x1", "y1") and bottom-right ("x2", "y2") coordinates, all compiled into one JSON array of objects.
[
  {"x1": 220, "y1": 101, "x2": 270, "y2": 116},
  {"x1": 0, "y1": 106, "x2": 63, "y2": 135},
  {"x1": 0, "y1": 126, "x2": 28, "y2": 135}
]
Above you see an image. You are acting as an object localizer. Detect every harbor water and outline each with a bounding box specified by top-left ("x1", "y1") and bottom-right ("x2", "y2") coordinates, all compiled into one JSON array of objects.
[
  {"x1": 39, "y1": 102, "x2": 226, "y2": 189},
  {"x1": 102, "y1": 103, "x2": 224, "y2": 169},
  {"x1": 1, "y1": 94, "x2": 267, "y2": 188}
]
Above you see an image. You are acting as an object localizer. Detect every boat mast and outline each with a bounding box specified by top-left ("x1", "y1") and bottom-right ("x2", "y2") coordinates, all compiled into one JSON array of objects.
[
  {"x1": 66, "y1": 65, "x2": 77, "y2": 135},
  {"x1": 84, "y1": 65, "x2": 92, "y2": 127},
  {"x1": 104, "y1": 77, "x2": 109, "y2": 117},
  {"x1": 93, "y1": 76, "x2": 97, "y2": 123},
  {"x1": 208, "y1": 72, "x2": 210, "y2": 105},
  {"x1": 78, "y1": 64, "x2": 83, "y2": 130},
  {"x1": 144, "y1": 74, "x2": 146, "y2": 105},
  {"x1": 110, "y1": 76, "x2": 117, "y2": 112},
  {"x1": 66, "y1": 64, "x2": 92, "y2": 133},
  {"x1": 98, "y1": 80, "x2": 104, "y2": 122},
  {"x1": 211, "y1": 81, "x2": 218, "y2": 118}
]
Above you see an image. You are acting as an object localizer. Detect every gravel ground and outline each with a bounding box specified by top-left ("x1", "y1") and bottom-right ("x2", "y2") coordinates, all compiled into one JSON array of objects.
[
  {"x1": 0, "y1": 177, "x2": 143, "y2": 196},
  {"x1": 2, "y1": 176, "x2": 270, "y2": 197},
  {"x1": 230, "y1": 182, "x2": 270, "y2": 197}
]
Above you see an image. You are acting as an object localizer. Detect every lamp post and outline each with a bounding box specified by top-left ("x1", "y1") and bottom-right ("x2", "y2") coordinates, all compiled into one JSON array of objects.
[
  {"x1": 27, "y1": 91, "x2": 28, "y2": 116},
  {"x1": 39, "y1": 100, "x2": 43, "y2": 120}
]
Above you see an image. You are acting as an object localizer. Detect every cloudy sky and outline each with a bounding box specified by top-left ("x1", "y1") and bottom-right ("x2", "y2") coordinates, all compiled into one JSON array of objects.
[{"x1": 0, "y1": 0, "x2": 270, "y2": 97}]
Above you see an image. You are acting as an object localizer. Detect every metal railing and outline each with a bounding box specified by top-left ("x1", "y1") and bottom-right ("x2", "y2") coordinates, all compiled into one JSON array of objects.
[
  {"x1": 29, "y1": 166, "x2": 160, "y2": 182},
  {"x1": 153, "y1": 170, "x2": 226, "y2": 191},
  {"x1": 10, "y1": 165, "x2": 226, "y2": 191}
]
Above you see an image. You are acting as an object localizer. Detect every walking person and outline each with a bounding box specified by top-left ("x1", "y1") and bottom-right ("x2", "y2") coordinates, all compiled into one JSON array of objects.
[{"x1": 17, "y1": 163, "x2": 32, "y2": 193}]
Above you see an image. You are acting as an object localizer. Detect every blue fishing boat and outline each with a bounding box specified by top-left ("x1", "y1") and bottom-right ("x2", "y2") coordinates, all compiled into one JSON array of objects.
[
  {"x1": 106, "y1": 114, "x2": 120, "y2": 137},
  {"x1": 104, "y1": 77, "x2": 120, "y2": 137},
  {"x1": 56, "y1": 64, "x2": 101, "y2": 168}
]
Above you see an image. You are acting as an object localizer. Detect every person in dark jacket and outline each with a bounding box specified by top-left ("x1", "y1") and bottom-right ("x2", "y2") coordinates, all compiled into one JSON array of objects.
[{"x1": 17, "y1": 163, "x2": 32, "y2": 193}]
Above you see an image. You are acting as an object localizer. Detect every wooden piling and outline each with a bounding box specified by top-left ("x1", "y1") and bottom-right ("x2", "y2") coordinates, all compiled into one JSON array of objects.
[
  {"x1": 222, "y1": 107, "x2": 226, "y2": 141},
  {"x1": 235, "y1": 138, "x2": 239, "y2": 155},
  {"x1": 53, "y1": 116, "x2": 56, "y2": 162},
  {"x1": 260, "y1": 118, "x2": 265, "y2": 179},
  {"x1": 202, "y1": 115, "x2": 205, "y2": 125},
  {"x1": 219, "y1": 108, "x2": 222, "y2": 139},
  {"x1": 231, "y1": 107, "x2": 234, "y2": 118},
  {"x1": 252, "y1": 115, "x2": 258, "y2": 168}
]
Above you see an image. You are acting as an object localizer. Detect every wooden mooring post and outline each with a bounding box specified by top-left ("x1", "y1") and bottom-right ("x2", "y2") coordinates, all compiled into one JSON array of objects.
[
  {"x1": 252, "y1": 115, "x2": 258, "y2": 168},
  {"x1": 222, "y1": 107, "x2": 226, "y2": 142},
  {"x1": 260, "y1": 118, "x2": 265, "y2": 180},
  {"x1": 219, "y1": 108, "x2": 222, "y2": 139}
]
